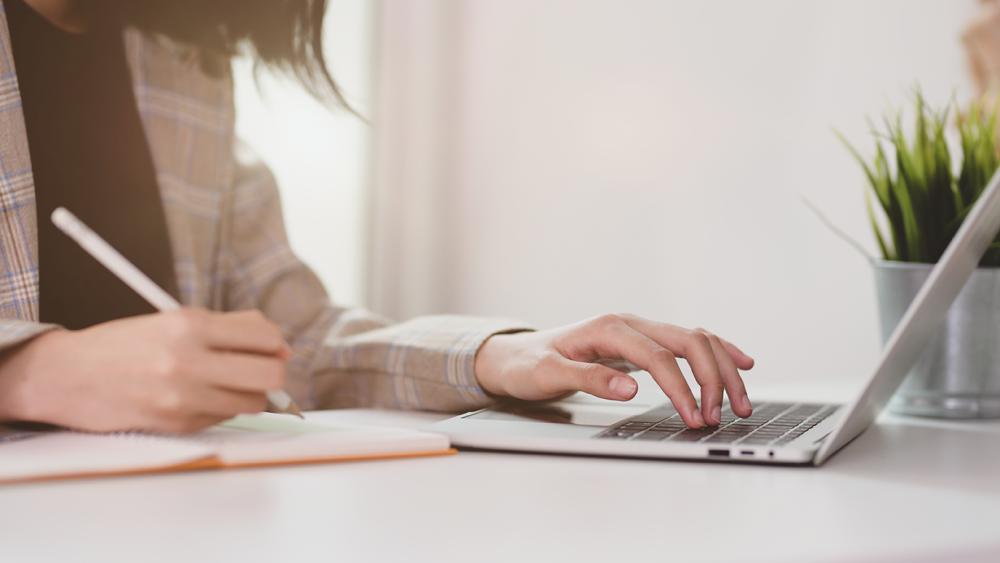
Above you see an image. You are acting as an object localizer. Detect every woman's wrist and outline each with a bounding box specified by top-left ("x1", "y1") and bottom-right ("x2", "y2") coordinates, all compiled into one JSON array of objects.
[
  {"x1": 0, "y1": 329, "x2": 68, "y2": 421},
  {"x1": 474, "y1": 333, "x2": 514, "y2": 397}
]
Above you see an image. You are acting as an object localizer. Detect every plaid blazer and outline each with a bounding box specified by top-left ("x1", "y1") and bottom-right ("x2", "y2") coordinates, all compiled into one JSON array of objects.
[{"x1": 0, "y1": 4, "x2": 523, "y2": 412}]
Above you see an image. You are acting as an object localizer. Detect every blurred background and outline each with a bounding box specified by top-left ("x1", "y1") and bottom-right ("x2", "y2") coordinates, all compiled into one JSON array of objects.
[{"x1": 234, "y1": 0, "x2": 979, "y2": 400}]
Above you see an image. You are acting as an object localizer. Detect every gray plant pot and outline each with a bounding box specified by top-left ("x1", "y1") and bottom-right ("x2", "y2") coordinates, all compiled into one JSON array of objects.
[{"x1": 874, "y1": 260, "x2": 1000, "y2": 418}]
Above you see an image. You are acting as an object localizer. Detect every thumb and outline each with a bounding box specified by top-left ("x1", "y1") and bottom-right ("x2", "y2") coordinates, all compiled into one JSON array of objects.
[{"x1": 553, "y1": 358, "x2": 638, "y2": 401}]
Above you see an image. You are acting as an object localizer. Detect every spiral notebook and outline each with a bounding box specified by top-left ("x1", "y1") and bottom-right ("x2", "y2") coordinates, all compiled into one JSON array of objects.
[{"x1": 0, "y1": 413, "x2": 454, "y2": 484}]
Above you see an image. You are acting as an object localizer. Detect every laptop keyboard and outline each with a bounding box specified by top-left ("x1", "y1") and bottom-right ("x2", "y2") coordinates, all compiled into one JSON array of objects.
[{"x1": 596, "y1": 402, "x2": 835, "y2": 446}]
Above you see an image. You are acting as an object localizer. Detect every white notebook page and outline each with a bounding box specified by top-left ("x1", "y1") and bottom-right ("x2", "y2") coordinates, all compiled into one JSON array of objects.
[
  {"x1": 188, "y1": 413, "x2": 450, "y2": 464},
  {"x1": 0, "y1": 413, "x2": 450, "y2": 483},
  {"x1": 0, "y1": 432, "x2": 214, "y2": 482}
]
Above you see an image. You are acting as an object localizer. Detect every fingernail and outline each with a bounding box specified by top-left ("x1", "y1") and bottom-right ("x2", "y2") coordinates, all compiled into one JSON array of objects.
[
  {"x1": 711, "y1": 405, "x2": 722, "y2": 425},
  {"x1": 691, "y1": 409, "x2": 705, "y2": 428},
  {"x1": 740, "y1": 395, "x2": 753, "y2": 414},
  {"x1": 609, "y1": 376, "x2": 637, "y2": 399}
]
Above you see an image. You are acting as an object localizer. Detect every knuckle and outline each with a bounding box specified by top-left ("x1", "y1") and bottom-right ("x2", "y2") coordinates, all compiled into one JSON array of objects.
[
  {"x1": 697, "y1": 328, "x2": 723, "y2": 345},
  {"x1": 691, "y1": 330, "x2": 711, "y2": 346},
  {"x1": 686, "y1": 330, "x2": 712, "y2": 352},
  {"x1": 162, "y1": 314, "x2": 188, "y2": 341},
  {"x1": 701, "y1": 381, "x2": 725, "y2": 393},
  {"x1": 154, "y1": 390, "x2": 185, "y2": 416},
  {"x1": 152, "y1": 352, "x2": 183, "y2": 380},
  {"x1": 650, "y1": 347, "x2": 677, "y2": 366},
  {"x1": 165, "y1": 309, "x2": 204, "y2": 340},
  {"x1": 591, "y1": 313, "x2": 624, "y2": 330},
  {"x1": 615, "y1": 312, "x2": 638, "y2": 324}
]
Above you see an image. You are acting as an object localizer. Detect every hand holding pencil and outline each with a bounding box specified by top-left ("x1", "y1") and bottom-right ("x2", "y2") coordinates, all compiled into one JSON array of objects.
[{"x1": 0, "y1": 207, "x2": 306, "y2": 433}]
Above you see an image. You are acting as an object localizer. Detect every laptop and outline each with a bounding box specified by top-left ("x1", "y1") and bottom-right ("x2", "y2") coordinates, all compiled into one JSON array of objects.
[{"x1": 432, "y1": 170, "x2": 1000, "y2": 466}]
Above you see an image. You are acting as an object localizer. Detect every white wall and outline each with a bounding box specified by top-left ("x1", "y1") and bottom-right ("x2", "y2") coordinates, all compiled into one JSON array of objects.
[
  {"x1": 374, "y1": 0, "x2": 978, "y2": 395},
  {"x1": 233, "y1": 0, "x2": 373, "y2": 307}
]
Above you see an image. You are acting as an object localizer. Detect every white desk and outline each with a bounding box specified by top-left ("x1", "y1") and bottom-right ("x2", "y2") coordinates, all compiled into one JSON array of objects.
[{"x1": 1, "y1": 401, "x2": 998, "y2": 563}]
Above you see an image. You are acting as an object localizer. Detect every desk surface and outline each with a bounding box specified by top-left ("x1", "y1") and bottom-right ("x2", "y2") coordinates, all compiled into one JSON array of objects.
[{"x1": 1, "y1": 395, "x2": 999, "y2": 563}]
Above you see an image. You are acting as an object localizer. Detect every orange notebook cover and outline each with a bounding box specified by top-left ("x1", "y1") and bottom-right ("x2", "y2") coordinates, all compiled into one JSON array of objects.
[{"x1": 0, "y1": 413, "x2": 455, "y2": 485}]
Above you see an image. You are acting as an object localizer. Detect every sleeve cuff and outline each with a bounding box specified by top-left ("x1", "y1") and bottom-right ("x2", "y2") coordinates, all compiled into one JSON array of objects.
[
  {"x1": 0, "y1": 321, "x2": 60, "y2": 355},
  {"x1": 448, "y1": 320, "x2": 535, "y2": 407}
]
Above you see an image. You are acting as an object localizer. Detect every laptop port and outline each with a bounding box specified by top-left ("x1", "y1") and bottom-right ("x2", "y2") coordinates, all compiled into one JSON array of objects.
[
  {"x1": 740, "y1": 450, "x2": 754, "y2": 456},
  {"x1": 708, "y1": 449, "x2": 730, "y2": 458}
]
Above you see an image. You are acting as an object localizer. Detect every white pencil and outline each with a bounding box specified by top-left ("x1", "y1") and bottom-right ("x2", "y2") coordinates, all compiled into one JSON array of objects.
[{"x1": 51, "y1": 207, "x2": 303, "y2": 419}]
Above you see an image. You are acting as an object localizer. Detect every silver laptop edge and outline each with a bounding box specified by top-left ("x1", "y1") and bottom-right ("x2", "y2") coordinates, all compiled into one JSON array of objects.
[{"x1": 814, "y1": 167, "x2": 1000, "y2": 463}]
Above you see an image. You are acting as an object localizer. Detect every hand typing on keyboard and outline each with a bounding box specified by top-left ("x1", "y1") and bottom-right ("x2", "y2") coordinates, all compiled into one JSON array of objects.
[{"x1": 474, "y1": 314, "x2": 754, "y2": 428}]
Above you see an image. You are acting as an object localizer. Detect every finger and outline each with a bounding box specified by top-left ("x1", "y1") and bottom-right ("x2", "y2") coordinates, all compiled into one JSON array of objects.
[
  {"x1": 684, "y1": 329, "x2": 726, "y2": 425},
  {"x1": 707, "y1": 334, "x2": 753, "y2": 418},
  {"x1": 188, "y1": 386, "x2": 269, "y2": 418},
  {"x1": 591, "y1": 323, "x2": 704, "y2": 428},
  {"x1": 719, "y1": 337, "x2": 755, "y2": 370},
  {"x1": 196, "y1": 351, "x2": 287, "y2": 392},
  {"x1": 547, "y1": 356, "x2": 639, "y2": 401},
  {"x1": 155, "y1": 414, "x2": 230, "y2": 435},
  {"x1": 621, "y1": 316, "x2": 754, "y2": 371},
  {"x1": 203, "y1": 310, "x2": 290, "y2": 357},
  {"x1": 594, "y1": 358, "x2": 640, "y2": 373},
  {"x1": 621, "y1": 319, "x2": 724, "y2": 425}
]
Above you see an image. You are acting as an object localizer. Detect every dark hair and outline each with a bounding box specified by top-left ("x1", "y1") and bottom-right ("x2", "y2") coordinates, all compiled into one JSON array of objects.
[{"x1": 108, "y1": 0, "x2": 358, "y2": 116}]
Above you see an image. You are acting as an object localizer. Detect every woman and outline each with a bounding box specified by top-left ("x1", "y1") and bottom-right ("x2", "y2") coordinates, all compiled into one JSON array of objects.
[
  {"x1": 966, "y1": 0, "x2": 1000, "y2": 105},
  {"x1": 0, "y1": 0, "x2": 754, "y2": 433}
]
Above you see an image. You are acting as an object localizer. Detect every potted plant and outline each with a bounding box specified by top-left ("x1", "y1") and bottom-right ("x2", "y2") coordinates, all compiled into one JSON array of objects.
[{"x1": 840, "y1": 92, "x2": 1000, "y2": 418}]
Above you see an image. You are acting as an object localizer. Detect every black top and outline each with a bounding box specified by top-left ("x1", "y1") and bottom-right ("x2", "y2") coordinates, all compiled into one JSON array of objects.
[{"x1": 7, "y1": 0, "x2": 179, "y2": 329}]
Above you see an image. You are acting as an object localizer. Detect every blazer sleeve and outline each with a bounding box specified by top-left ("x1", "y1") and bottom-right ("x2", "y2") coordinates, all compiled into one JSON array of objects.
[
  {"x1": 0, "y1": 321, "x2": 59, "y2": 356},
  {"x1": 218, "y1": 148, "x2": 530, "y2": 412}
]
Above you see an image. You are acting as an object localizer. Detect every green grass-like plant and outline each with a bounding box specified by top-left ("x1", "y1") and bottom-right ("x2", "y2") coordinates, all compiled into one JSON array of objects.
[{"x1": 838, "y1": 92, "x2": 1000, "y2": 266}]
